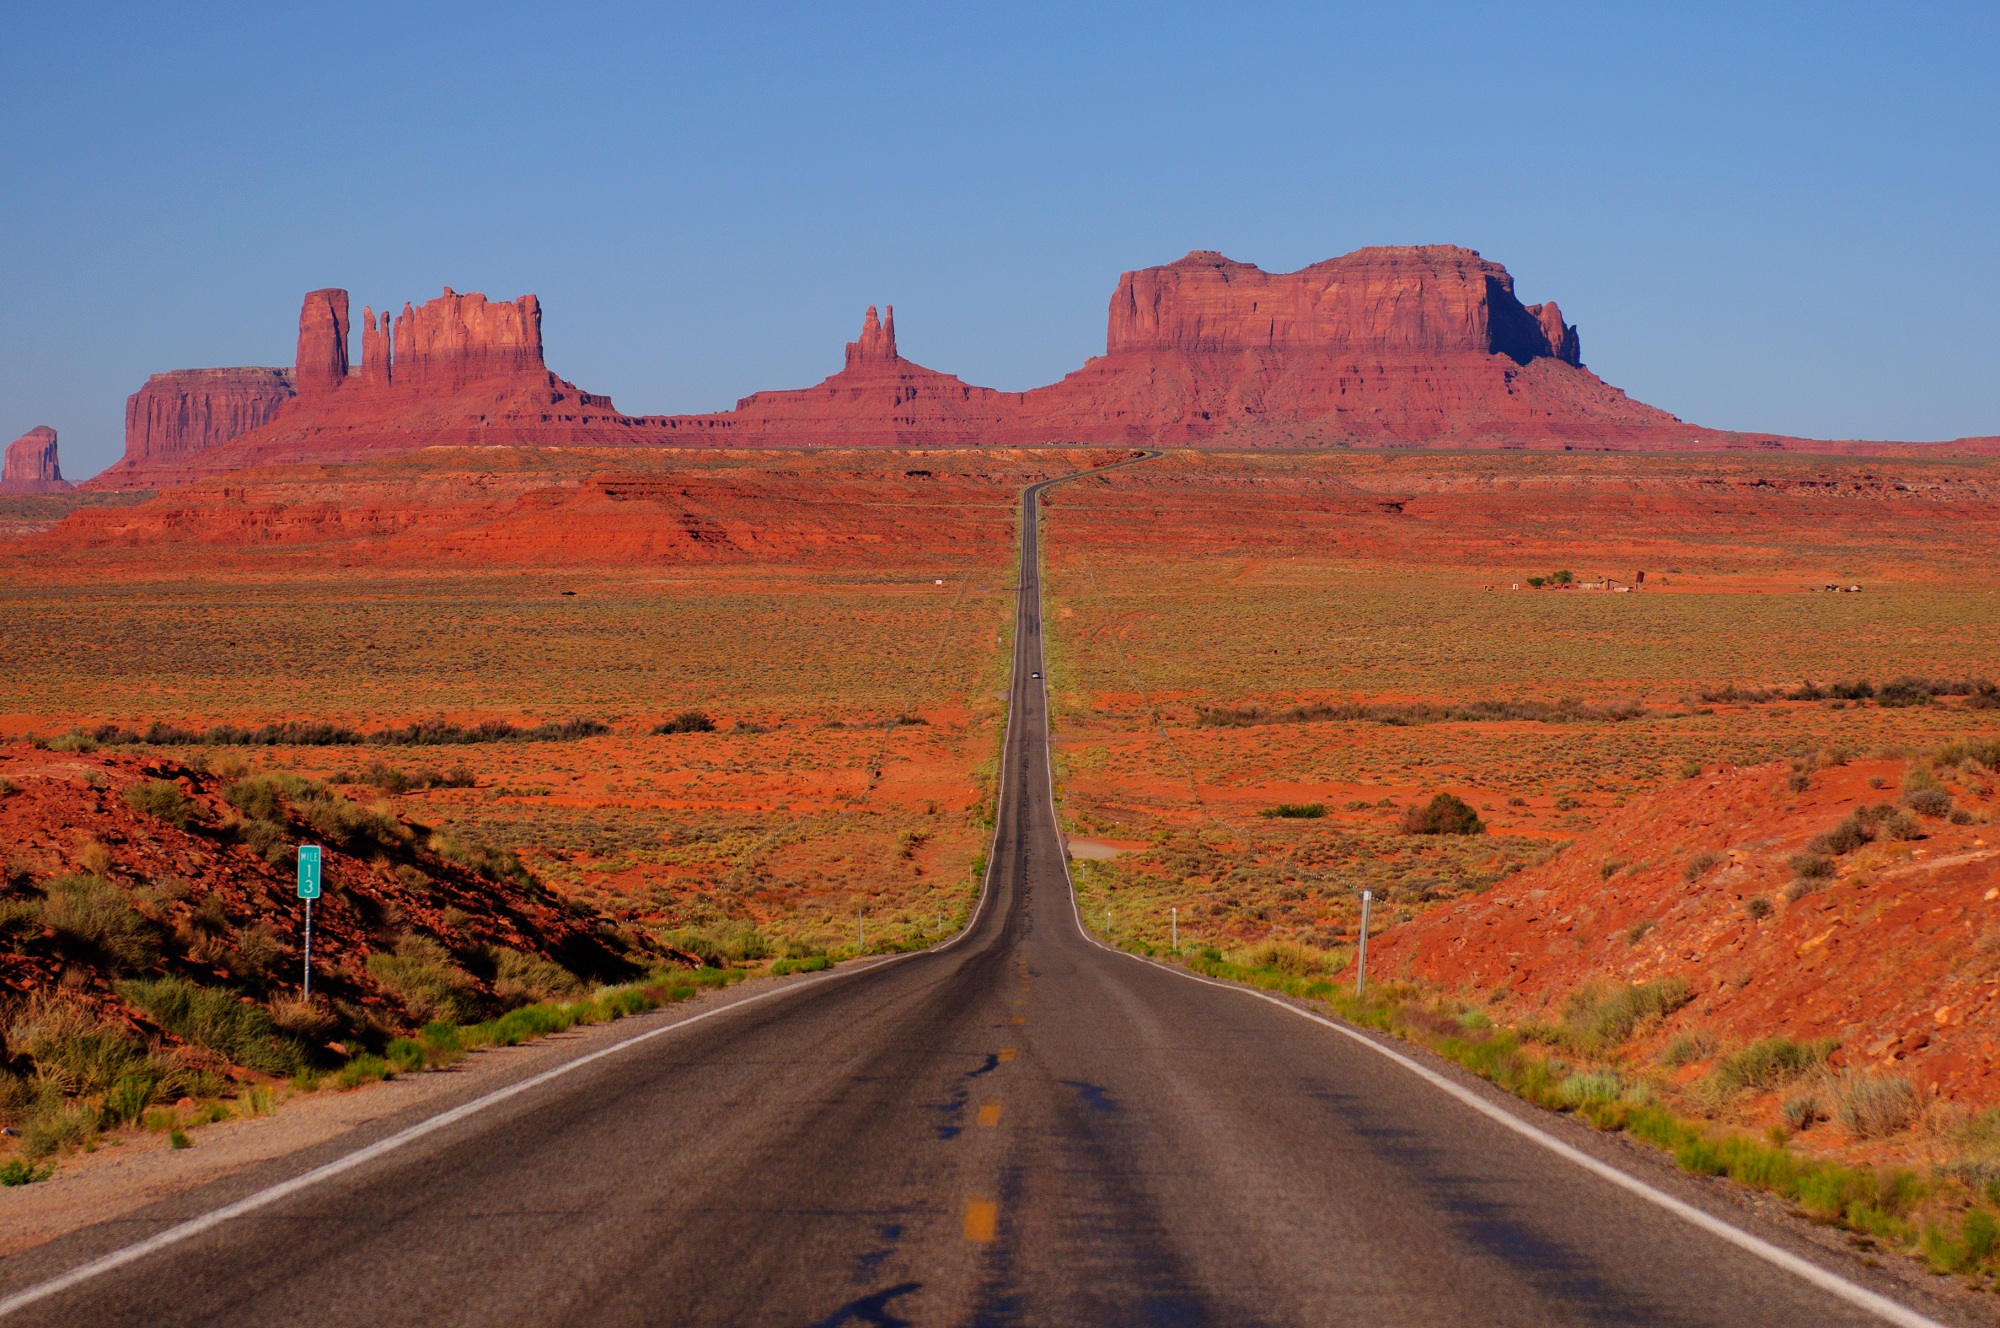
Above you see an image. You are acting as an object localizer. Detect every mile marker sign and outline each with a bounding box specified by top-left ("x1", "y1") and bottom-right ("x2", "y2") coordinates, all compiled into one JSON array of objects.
[{"x1": 297, "y1": 844, "x2": 323, "y2": 899}]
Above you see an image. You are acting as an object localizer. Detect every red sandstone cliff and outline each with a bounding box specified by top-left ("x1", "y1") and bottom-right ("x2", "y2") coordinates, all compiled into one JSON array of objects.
[
  {"x1": 1, "y1": 426, "x2": 73, "y2": 494},
  {"x1": 656, "y1": 248, "x2": 1717, "y2": 450},
  {"x1": 989, "y1": 246, "x2": 1689, "y2": 447},
  {"x1": 89, "y1": 248, "x2": 1980, "y2": 483},
  {"x1": 91, "y1": 288, "x2": 631, "y2": 486},
  {"x1": 647, "y1": 305, "x2": 1025, "y2": 449},
  {"x1": 91, "y1": 368, "x2": 297, "y2": 486}
]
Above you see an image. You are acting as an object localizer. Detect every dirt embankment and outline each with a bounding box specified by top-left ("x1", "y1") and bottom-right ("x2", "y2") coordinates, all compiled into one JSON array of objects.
[
  {"x1": 1375, "y1": 752, "x2": 2000, "y2": 1106},
  {"x1": 0, "y1": 746, "x2": 650, "y2": 1048}
]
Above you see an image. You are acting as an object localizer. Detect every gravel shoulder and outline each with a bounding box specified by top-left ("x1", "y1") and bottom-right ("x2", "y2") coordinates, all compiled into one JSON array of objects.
[{"x1": 0, "y1": 970, "x2": 806, "y2": 1257}]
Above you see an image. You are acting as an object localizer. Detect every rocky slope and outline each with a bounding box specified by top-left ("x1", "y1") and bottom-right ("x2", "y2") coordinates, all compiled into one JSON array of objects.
[
  {"x1": 1, "y1": 427, "x2": 72, "y2": 495},
  {"x1": 0, "y1": 745, "x2": 651, "y2": 1041},
  {"x1": 1370, "y1": 753, "x2": 2000, "y2": 1107}
]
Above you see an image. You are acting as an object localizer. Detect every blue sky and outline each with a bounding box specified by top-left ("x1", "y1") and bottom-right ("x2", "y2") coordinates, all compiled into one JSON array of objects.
[{"x1": 3, "y1": 2, "x2": 1996, "y2": 477}]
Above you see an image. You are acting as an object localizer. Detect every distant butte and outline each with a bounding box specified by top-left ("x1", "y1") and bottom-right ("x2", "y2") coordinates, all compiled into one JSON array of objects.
[
  {"x1": 80, "y1": 246, "x2": 2000, "y2": 487},
  {"x1": 1, "y1": 425, "x2": 74, "y2": 494}
]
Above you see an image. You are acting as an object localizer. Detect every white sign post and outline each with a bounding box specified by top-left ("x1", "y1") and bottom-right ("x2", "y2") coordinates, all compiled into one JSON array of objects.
[
  {"x1": 1355, "y1": 889, "x2": 1372, "y2": 997},
  {"x1": 297, "y1": 845, "x2": 322, "y2": 998}
]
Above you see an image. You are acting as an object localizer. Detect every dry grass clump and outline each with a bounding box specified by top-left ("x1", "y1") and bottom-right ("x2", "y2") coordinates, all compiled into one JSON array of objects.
[
  {"x1": 1832, "y1": 1070, "x2": 1921, "y2": 1137},
  {"x1": 1238, "y1": 938, "x2": 1335, "y2": 977}
]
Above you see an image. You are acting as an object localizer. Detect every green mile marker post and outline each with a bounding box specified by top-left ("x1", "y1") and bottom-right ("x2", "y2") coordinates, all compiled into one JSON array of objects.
[{"x1": 297, "y1": 845, "x2": 322, "y2": 998}]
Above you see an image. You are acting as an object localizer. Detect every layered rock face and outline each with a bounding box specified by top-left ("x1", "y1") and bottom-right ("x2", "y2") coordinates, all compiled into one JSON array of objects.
[
  {"x1": 1101, "y1": 247, "x2": 1580, "y2": 363},
  {"x1": 1, "y1": 426, "x2": 73, "y2": 494},
  {"x1": 94, "y1": 246, "x2": 1843, "y2": 487},
  {"x1": 991, "y1": 246, "x2": 1683, "y2": 446},
  {"x1": 295, "y1": 288, "x2": 350, "y2": 395},
  {"x1": 116, "y1": 368, "x2": 297, "y2": 470},
  {"x1": 663, "y1": 247, "x2": 1706, "y2": 450},
  {"x1": 654, "y1": 305, "x2": 1023, "y2": 448},
  {"x1": 91, "y1": 287, "x2": 622, "y2": 486}
]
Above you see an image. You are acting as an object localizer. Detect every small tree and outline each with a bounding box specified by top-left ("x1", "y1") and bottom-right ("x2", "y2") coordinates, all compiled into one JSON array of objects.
[{"x1": 1400, "y1": 792, "x2": 1485, "y2": 836}]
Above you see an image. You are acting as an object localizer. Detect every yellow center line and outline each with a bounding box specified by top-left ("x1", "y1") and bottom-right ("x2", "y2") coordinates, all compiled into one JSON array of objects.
[
  {"x1": 964, "y1": 1199, "x2": 998, "y2": 1243},
  {"x1": 998, "y1": 1048, "x2": 1016, "y2": 1062},
  {"x1": 977, "y1": 1102, "x2": 1002, "y2": 1127},
  {"x1": 1010, "y1": 1015, "x2": 1026, "y2": 1025}
]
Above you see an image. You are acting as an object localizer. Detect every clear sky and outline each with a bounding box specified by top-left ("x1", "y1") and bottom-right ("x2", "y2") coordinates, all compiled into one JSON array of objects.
[{"x1": 3, "y1": 2, "x2": 1996, "y2": 477}]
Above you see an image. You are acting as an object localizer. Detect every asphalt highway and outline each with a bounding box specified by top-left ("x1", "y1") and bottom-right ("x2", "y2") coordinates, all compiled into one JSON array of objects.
[{"x1": 0, "y1": 457, "x2": 1957, "y2": 1326}]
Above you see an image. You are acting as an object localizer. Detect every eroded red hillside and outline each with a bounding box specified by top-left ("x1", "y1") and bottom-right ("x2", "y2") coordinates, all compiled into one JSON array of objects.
[{"x1": 1373, "y1": 755, "x2": 2000, "y2": 1105}]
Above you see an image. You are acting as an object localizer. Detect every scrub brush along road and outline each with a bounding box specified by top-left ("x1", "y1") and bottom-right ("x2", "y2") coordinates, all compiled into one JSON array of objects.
[{"x1": 0, "y1": 453, "x2": 1957, "y2": 1328}]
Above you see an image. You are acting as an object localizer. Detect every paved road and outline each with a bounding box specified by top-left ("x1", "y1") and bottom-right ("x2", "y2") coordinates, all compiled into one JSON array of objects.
[{"x1": 3, "y1": 458, "x2": 1953, "y2": 1326}]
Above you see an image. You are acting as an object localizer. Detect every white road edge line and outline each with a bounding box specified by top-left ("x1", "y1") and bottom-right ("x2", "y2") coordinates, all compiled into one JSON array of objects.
[
  {"x1": 0, "y1": 640, "x2": 1017, "y2": 1322},
  {"x1": 0, "y1": 452, "x2": 1114, "y2": 1322},
  {"x1": 1035, "y1": 613, "x2": 1944, "y2": 1326}
]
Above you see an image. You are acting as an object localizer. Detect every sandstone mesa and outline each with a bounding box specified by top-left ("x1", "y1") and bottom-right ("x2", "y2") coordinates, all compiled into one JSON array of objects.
[
  {"x1": 75, "y1": 245, "x2": 1995, "y2": 488},
  {"x1": 1, "y1": 426, "x2": 73, "y2": 495}
]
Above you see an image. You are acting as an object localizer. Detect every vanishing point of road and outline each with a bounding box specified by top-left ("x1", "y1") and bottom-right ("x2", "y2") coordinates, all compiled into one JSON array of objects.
[{"x1": 0, "y1": 456, "x2": 1960, "y2": 1327}]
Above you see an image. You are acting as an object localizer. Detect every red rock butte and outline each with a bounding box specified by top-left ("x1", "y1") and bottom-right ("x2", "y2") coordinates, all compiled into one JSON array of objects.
[
  {"x1": 79, "y1": 245, "x2": 1999, "y2": 487},
  {"x1": 2, "y1": 426, "x2": 73, "y2": 494}
]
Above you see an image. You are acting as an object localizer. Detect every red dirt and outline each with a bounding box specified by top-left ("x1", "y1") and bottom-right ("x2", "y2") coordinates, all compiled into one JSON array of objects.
[
  {"x1": 1372, "y1": 759, "x2": 2000, "y2": 1106},
  {"x1": 0, "y1": 746, "x2": 650, "y2": 1043}
]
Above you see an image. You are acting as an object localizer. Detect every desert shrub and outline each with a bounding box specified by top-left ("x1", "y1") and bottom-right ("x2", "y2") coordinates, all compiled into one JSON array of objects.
[
  {"x1": 1788, "y1": 852, "x2": 1834, "y2": 880},
  {"x1": 384, "y1": 1038, "x2": 427, "y2": 1075},
  {"x1": 1400, "y1": 793, "x2": 1485, "y2": 836},
  {"x1": 268, "y1": 994, "x2": 340, "y2": 1042},
  {"x1": 48, "y1": 732, "x2": 98, "y2": 754},
  {"x1": 1833, "y1": 1071, "x2": 1919, "y2": 1137},
  {"x1": 1903, "y1": 788, "x2": 1954, "y2": 818},
  {"x1": 226, "y1": 923, "x2": 285, "y2": 983},
  {"x1": 335, "y1": 1054, "x2": 392, "y2": 1089},
  {"x1": 1625, "y1": 919, "x2": 1655, "y2": 945},
  {"x1": 1680, "y1": 760, "x2": 1704, "y2": 779},
  {"x1": 1599, "y1": 857, "x2": 1626, "y2": 880},
  {"x1": 1871, "y1": 806, "x2": 1925, "y2": 840},
  {"x1": 1567, "y1": 976, "x2": 1691, "y2": 1045},
  {"x1": 117, "y1": 976, "x2": 306, "y2": 1075},
  {"x1": 0, "y1": 898, "x2": 44, "y2": 940},
  {"x1": 123, "y1": 780, "x2": 196, "y2": 829},
  {"x1": 1935, "y1": 737, "x2": 2000, "y2": 771},
  {"x1": 1808, "y1": 813, "x2": 1874, "y2": 856},
  {"x1": 1744, "y1": 896, "x2": 1773, "y2": 919},
  {"x1": 1829, "y1": 679, "x2": 1875, "y2": 700},
  {"x1": 1682, "y1": 851, "x2": 1721, "y2": 883},
  {"x1": 1780, "y1": 1094, "x2": 1824, "y2": 1132},
  {"x1": 664, "y1": 922, "x2": 770, "y2": 968},
  {"x1": 22, "y1": 1102, "x2": 99, "y2": 1158},
  {"x1": 366, "y1": 936, "x2": 481, "y2": 1024},
  {"x1": 1950, "y1": 809, "x2": 1979, "y2": 825},
  {"x1": 1239, "y1": 939, "x2": 1334, "y2": 977},
  {"x1": 41, "y1": 875, "x2": 160, "y2": 972},
  {"x1": 1259, "y1": 803, "x2": 1326, "y2": 819},
  {"x1": 0, "y1": 1160, "x2": 54, "y2": 1186},
  {"x1": 1783, "y1": 877, "x2": 1827, "y2": 903},
  {"x1": 1660, "y1": 1029, "x2": 1717, "y2": 1067},
  {"x1": 1558, "y1": 1072, "x2": 1624, "y2": 1107},
  {"x1": 10, "y1": 996, "x2": 153, "y2": 1099},
  {"x1": 489, "y1": 946, "x2": 584, "y2": 1008},
  {"x1": 1713, "y1": 1037, "x2": 1834, "y2": 1092},
  {"x1": 652, "y1": 710, "x2": 716, "y2": 735},
  {"x1": 428, "y1": 832, "x2": 535, "y2": 890},
  {"x1": 1876, "y1": 677, "x2": 1933, "y2": 708}
]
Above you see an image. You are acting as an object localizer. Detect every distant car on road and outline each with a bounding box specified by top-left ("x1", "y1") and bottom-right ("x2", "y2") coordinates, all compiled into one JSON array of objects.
[{"x1": 1031, "y1": 671, "x2": 1041, "y2": 679}]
